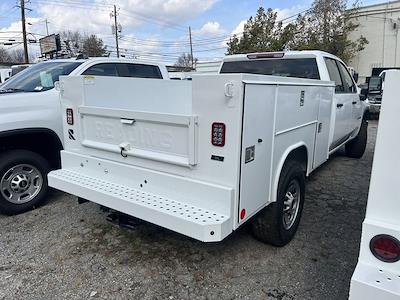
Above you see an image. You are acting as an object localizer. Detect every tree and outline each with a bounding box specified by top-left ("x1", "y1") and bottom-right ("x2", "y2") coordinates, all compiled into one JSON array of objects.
[
  {"x1": 60, "y1": 31, "x2": 108, "y2": 57},
  {"x1": 0, "y1": 47, "x2": 11, "y2": 62},
  {"x1": 174, "y1": 53, "x2": 198, "y2": 70},
  {"x1": 303, "y1": 0, "x2": 368, "y2": 62},
  {"x1": 227, "y1": 1, "x2": 368, "y2": 63},
  {"x1": 60, "y1": 30, "x2": 84, "y2": 56},
  {"x1": 227, "y1": 7, "x2": 284, "y2": 54},
  {"x1": 81, "y1": 34, "x2": 108, "y2": 57},
  {"x1": 0, "y1": 47, "x2": 34, "y2": 63}
]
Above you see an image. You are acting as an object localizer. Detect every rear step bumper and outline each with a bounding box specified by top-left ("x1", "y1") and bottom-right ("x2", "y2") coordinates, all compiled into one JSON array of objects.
[{"x1": 48, "y1": 152, "x2": 234, "y2": 242}]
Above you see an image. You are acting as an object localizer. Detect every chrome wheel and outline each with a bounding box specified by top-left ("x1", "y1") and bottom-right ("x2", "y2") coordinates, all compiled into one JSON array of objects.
[
  {"x1": 1, "y1": 164, "x2": 43, "y2": 204},
  {"x1": 282, "y1": 179, "x2": 301, "y2": 230}
]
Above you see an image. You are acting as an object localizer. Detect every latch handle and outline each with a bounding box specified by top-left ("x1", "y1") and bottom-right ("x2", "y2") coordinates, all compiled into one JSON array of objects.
[
  {"x1": 224, "y1": 82, "x2": 234, "y2": 97},
  {"x1": 121, "y1": 118, "x2": 135, "y2": 125}
]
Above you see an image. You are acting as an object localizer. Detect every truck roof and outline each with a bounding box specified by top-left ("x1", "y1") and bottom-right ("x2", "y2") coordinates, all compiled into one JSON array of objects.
[
  {"x1": 38, "y1": 57, "x2": 166, "y2": 68},
  {"x1": 36, "y1": 57, "x2": 169, "y2": 79},
  {"x1": 222, "y1": 50, "x2": 340, "y2": 62}
]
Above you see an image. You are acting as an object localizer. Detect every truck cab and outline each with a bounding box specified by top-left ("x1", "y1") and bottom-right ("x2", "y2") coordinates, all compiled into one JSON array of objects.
[
  {"x1": 0, "y1": 58, "x2": 169, "y2": 215},
  {"x1": 219, "y1": 50, "x2": 368, "y2": 155}
]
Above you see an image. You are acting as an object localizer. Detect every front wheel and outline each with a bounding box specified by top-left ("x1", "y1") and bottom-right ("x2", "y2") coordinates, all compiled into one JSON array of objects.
[
  {"x1": 251, "y1": 160, "x2": 305, "y2": 246},
  {"x1": 0, "y1": 150, "x2": 50, "y2": 215}
]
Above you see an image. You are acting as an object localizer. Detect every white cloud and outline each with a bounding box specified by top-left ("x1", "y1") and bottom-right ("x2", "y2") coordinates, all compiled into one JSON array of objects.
[
  {"x1": 273, "y1": 5, "x2": 305, "y2": 24},
  {"x1": 0, "y1": 17, "x2": 45, "y2": 57},
  {"x1": 231, "y1": 20, "x2": 246, "y2": 37},
  {"x1": 32, "y1": 0, "x2": 219, "y2": 37},
  {"x1": 227, "y1": 4, "x2": 305, "y2": 41},
  {"x1": 37, "y1": 4, "x2": 113, "y2": 34},
  {"x1": 195, "y1": 21, "x2": 224, "y2": 36}
]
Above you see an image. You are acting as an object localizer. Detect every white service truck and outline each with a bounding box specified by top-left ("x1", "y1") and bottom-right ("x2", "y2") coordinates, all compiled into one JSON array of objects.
[
  {"x1": 349, "y1": 70, "x2": 400, "y2": 299},
  {"x1": 48, "y1": 51, "x2": 369, "y2": 246},
  {"x1": 0, "y1": 58, "x2": 169, "y2": 215}
]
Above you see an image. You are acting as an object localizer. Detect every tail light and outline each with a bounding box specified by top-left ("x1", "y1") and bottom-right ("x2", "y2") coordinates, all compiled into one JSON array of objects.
[
  {"x1": 211, "y1": 122, "x2": 225, "y2": 147},
  {"x1": 66, "y1": 108, "x2": 74, "y2": 125},
  {"x1": 247, "y1": 52, "x2": 284, "y2": 59},
  {"x1": 370, "y1": 235, "x2": 400, "y2": 263}
]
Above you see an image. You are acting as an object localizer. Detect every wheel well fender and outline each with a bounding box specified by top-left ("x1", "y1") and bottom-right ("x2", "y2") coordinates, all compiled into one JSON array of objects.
[
  {"x1": 0, "y1": 128, "x2": 63, "y2": 169},
  {"x1": 270, "y1": 143, "x2": 309, "y2": 204}
]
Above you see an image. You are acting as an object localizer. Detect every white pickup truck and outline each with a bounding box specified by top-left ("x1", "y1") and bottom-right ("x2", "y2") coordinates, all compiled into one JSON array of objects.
[
  {"x1": 350, "y1": 70, "x2": 400, "y2": 299},
  {"x1": 0, "y1": 58, "x2": 169, "y2": 215},
  {"x1": 48, "y1": 50, "x2": 369, "y2": 246}
]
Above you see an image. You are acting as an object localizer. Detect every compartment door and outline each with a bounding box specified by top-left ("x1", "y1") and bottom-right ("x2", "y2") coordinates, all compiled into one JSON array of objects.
[
  {"x1": 239, "y1": 84, "x2": 276, "y2": 223},
  {"x1": 313, "y1": 88, "x2": 334, "y2": 169}
]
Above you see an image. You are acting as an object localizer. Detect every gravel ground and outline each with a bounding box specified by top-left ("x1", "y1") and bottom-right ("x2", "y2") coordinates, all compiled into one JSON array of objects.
[{"x1": 0, "y1": 121, "x2": 378, "y2": 300}]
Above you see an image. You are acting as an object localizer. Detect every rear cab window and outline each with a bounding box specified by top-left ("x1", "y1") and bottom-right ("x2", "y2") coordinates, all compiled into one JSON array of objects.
[
  {"x1": 220, "y1": 58, "x2": 320, "y2": 80},
  {"x1": 117, "y1": 63, "x2": 163, "y2": 79},
  {"x1": 82, "y1": 63, "x2": 163, "y2": 79},
  {"x1": 82, "y1": 63, "x2": 118, "y2": 77}
]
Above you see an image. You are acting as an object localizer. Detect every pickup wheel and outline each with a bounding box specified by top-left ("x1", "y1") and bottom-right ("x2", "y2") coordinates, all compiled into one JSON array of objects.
[
  {"x1": 251, "y1": 160, "x2": 305, "y2": 246},
  {"x1": 345, "y1": 117, "x2": 368, "y2": 159},
  {"x1": 0, "y1": 150, "x2": 50, "y2": 215}
]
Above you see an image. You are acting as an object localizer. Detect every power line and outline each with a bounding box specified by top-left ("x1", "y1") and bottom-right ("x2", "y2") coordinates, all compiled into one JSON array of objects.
[{"x1": 32, "y1": 0, "x2": 188, "y2": 32}]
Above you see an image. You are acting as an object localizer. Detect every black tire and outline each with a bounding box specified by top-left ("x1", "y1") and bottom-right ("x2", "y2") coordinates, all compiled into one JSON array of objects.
[
  {"x1": 0, "y1": 150, "x2": 50, "y2": 215},
  {"x1": 345, "y1": 117, "x2": 368, "y2": 159},
  {"x1": 251, "y1": 160, "x2": 305, "y2": 246}
]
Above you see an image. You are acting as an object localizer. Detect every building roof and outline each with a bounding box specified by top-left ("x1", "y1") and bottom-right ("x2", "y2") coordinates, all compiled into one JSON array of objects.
[{"x1": 358, "y1": 0, "x2": 400, "y2": 11}]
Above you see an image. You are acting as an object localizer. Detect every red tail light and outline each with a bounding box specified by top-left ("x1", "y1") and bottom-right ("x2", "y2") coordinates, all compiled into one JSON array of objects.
[
  {"x1": 211, "y1": 122, "x2": 225, "y2": 147},
  {"x1": 370, "y1": 235, "x2": 400, "y2": 263},
  {"x1": 247, "y1": 52, "x2": 284, "y2": 59},
  {"x1": 66, "y1": 108, "x2": 74, "y2": 125}
]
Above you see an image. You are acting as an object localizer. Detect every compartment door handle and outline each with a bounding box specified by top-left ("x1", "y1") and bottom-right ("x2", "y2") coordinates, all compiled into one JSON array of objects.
[{"x1": 121, "y1": 118, "x2": 136, "y2": 125}]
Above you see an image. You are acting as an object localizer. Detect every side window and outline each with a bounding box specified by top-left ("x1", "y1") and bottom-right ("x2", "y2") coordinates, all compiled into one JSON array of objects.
[
  {"x1": 117, "y1": 63, "x2": 162, "y2": 79},
  {"x1": 337, "y1": 62, "x2": 356, "y2": 93},
  {"x1": 324, "y1": 58, "x2": 344, "y2": 93},
  {"x1": 82, "y1": 63, "x2": 118, "y2": 77}
]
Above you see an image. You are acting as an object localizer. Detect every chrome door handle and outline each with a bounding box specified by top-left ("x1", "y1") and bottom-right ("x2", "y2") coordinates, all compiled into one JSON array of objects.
[{"x1": 121, "y1": 118, "x2": 136, "y2": 125}]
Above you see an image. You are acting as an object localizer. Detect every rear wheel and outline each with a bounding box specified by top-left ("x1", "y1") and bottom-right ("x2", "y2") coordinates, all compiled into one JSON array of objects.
[
  {"x1": 0, "y1": 150, "x2": 50, "y2": 215},
  {"x1": 251, "y1": 160, "x2": 305, "y2": 246},
  {"x1": 345, "y1": 117, "x2": 368, "y2": 159}
]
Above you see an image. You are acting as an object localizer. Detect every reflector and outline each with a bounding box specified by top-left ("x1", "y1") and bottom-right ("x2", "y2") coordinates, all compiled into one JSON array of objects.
[
  {"x1": 370, "y1": 235, "x2": 400, "y2": 263},
  {"x1": 66, "y1": 108, "x2": 74, "y2": 125}
]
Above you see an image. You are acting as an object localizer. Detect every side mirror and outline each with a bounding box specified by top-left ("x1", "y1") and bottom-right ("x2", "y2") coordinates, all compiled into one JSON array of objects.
[
  {"x1": 353, "y1": 72, "x2": 359, "y2": 83},
  {"x1": 368, "y1": 76, "x2": 383, "y2": 93},
  {"x1": 360, "y1": 87, "x2": 368, "y2": 101}
]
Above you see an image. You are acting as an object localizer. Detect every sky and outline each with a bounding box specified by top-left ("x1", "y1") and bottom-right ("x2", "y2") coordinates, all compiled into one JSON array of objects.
[{"x1": 0, "y1": 0, "x2": 384, "y2": 64}]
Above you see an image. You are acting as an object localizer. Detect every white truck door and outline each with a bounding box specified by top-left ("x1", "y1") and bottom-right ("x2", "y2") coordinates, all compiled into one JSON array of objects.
[
  {"x1": 239, "y1": 84, "x2": 276, "y2": 223},
  {"x1": 336, "y1": 61, "x2": 363, "y2": 132},
  {"x1": 313, "y1": 87, "x2": 334, "y2": 169},
  {"x1": 324, "y1": 57, "x2": 352, "y2": 149}
]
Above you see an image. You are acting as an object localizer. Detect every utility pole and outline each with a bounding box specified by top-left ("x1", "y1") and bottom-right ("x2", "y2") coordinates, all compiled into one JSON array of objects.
[
  {"x1": 112, "y1": 5, "x2": 120, "y2": 58},
  {"x1": 20, "y1": 0, "x2": 29, "y2": 63},
  {"x1": 189, "y1": 26, "x2": 194, "y2": 69},
  {"x1": 45, "y1": 18, "x2": 49, "y2": 35}
]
